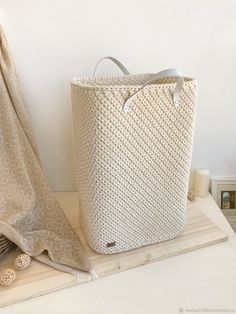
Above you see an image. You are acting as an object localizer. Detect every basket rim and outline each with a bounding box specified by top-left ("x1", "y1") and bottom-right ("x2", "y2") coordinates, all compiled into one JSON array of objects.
[{"x1": 71, "y1": 72, "x2": 197, "y2": 91}]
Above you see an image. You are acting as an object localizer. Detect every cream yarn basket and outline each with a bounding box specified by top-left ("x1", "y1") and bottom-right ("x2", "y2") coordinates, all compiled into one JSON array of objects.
[{"x1": 71, "y1": 57, "x2": 197, "y2": 254}]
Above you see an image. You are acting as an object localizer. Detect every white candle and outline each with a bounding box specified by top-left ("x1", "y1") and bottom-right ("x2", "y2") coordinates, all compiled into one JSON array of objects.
[{"x1": 194, "y1": 169, "x2": 210, "y2": 197}]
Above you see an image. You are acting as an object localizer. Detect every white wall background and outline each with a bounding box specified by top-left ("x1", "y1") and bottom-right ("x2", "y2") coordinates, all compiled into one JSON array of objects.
[{"x1": 0, "y1": 0, "x2": 235, "y2": 191}]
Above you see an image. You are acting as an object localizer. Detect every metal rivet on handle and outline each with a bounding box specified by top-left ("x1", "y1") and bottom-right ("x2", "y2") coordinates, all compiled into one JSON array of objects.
[
  {"x1": 174, "y1": 98, "x2": 180, "y2": 108},
  {"x1": 123, "y1": 96, "x2": 133, "y2": 112}
]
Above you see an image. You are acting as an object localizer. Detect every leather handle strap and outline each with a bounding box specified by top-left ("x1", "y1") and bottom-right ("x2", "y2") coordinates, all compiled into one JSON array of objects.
[
  {"x1": 93, "y1": 57, "x2": 184, "y2": 112},
  {"x1": 123, "y1": 68, "x2": 184, "y2": 112},
  {"x1": 93, "y1": 56, "x2": 130, "y2": 76}
]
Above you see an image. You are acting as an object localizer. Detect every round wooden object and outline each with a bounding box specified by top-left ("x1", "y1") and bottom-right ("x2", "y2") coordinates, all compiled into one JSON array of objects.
[
  {"x1": 14, "y1": 254, "x2": 31, "y2": 270},
  {"x1": 0, "y1": 269, "x2": 16, "y2": 286},
  {"x1": 187, "y1": 190, "x2": 195, "y2": 202}
]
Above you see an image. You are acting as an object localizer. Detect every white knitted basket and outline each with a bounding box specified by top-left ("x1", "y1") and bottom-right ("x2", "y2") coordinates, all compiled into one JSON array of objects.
[{"x1": 71, "y1": 57, "x2": 197, "y2": 254}]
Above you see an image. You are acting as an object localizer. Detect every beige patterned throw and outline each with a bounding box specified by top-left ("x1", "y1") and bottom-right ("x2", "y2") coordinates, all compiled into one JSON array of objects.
[{"x1": 0, "y1": 25, "x2": 91, "y2": 273}]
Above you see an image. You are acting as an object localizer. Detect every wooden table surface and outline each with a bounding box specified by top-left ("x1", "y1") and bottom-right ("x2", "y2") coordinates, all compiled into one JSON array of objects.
[{"x1": 1, "y1": 193, "x2": 236, "y2": 314}]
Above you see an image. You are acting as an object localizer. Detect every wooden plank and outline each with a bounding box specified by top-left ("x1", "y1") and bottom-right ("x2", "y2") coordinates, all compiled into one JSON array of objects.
[{"x1": 0, "y1": 204, "x2": 228, "y2": 308}]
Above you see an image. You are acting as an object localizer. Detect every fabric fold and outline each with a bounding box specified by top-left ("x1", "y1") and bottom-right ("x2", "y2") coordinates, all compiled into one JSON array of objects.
[{"x1": 0, "y1": 25, "x2": 91, "y2": 273}]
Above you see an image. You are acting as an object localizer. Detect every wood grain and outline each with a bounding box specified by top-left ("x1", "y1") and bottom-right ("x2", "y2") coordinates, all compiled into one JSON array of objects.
[{"x1": 0, "y1": 196, "x2": 227, "y2": 308}]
